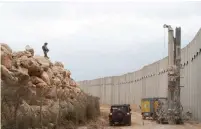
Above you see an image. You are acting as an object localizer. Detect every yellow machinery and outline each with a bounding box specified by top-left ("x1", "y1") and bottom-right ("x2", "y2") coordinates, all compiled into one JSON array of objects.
[{"x1": 141, "y1": 97, "x2": 167, "y2": 120}]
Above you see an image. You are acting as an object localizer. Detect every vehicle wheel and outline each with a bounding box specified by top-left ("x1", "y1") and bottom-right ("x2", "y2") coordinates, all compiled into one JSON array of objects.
[
  {"x1": 156, "y1": 118, "x2": 162, "y2": 124},
  {"x1": 152, "y1": 114, "x2": 157, "y2": 120},
  {"x1": 160, "y1": 119, "x2": 166, "y2": 124},
  {"x1": 142, "y1": 116, "x2": 146, "y2": 120}
]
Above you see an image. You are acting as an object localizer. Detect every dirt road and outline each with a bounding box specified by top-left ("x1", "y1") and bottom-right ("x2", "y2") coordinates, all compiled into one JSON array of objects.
[{"x1": 96, "y1": 106, "x2": 201, "y2": 129}]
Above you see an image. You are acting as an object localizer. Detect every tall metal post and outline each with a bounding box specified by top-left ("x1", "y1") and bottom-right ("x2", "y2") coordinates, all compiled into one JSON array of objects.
[
  {"x1": 175, "y1": 27, "x2": 182, "y2": 120},
  {"x1": 167, "y1": 25, "x2": 175, "y2": 66}
]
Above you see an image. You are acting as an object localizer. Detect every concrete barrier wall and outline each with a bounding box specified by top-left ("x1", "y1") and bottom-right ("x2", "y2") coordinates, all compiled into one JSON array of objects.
[{"x1": 78, "y1": 28, "x2": 201, "y2": 122}]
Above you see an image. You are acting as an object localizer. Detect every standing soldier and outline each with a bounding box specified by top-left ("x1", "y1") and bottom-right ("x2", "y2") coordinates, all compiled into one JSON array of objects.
[{"x1": 42, "y1": 42, "x2": 49, "y2": 58}]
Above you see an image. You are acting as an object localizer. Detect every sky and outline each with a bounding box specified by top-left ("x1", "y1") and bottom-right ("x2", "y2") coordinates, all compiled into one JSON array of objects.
[{"x1": 0, "y1": 2, "x2": 201, "y2": 81}]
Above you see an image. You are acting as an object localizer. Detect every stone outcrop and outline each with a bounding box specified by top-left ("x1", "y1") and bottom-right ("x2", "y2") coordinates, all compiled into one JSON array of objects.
[{"x1": 1, "y1": 43, "x2": 100, "y2": 129}]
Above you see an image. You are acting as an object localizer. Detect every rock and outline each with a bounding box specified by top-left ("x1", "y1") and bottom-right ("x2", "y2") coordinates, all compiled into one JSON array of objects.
[
  {"x1": 12, "y1": 50, "x2": 32, "y2": 59},
  {"x1": 62, "y1": 78, "x2": 70, "y2": 87},
  {"x1": 18, "y1": 100, "x2": 32, "y2": 115},
  {"x1": 1, "y1": 53, "x2": 12, "y2": 69},
  {"x1": 16, "y1": 87, "x2": 37, "y2": 103},
  {"x1": 59, "y1": 101, "x2": 68, "y2": 108},
  {"x1": 41, "y1": 71, "x2": 50, "y2": 85},
  {"x1": 12, "y1": 55, "x2": 27, "y2": 68},
  {"x1": 42, "y1": 99, "x2": 54, "y2": 106},
  {"x1": 45, "y1": 86, "x2": 57, "y2": 99},
  {"x1": 28, "y1": 64, "x2": 44, "y2": 77},
  {"x1": 1, "y1": 44, "x2": 12, "y2": 69},
  {"x1": 30, "y1": 98, "x2": 54, "y2": 106},
  {"x1": 19, "y1": 56, "x2": 36, "y2": 69},
  {"x1": 63, "y1": 87, "x2": 70, "y2": 93},
  {"x1": 74, "y1": 87, "x2": 81, "y2": 94},
  {"x1": 25, "y1": 45, "x2": 34, "y2": 56},
  {"x1": 14, "y1": 56, "x2": 43, "y2": 77},
  {"x1": 31, "y1": 76, "x2": 48, "y2": 88},
  {"x1": 66, "y1": 70, "x2": 71, "y2": 77},
  {"x1": 63, "y1": 70, "x2": 71, "y2": 78},
  {"x1": 52, "y1": 77, "x2": 62, "y2": 86},
  {"x1": 62, "y1": 89, "x2": 69, "y2": 99},
  {"x1": 30, "y1": 76, "x2": 45, "y2": 85},
  {"x1": 34, "y1": 55, "x2": 51, "y2": 68},
  {"x1": 12, "y1": 68, "x2": 30, "y2": 85},
  {"x1": 54, "y1": 61, "x2": 64, "y2": 68},
  {"x1": 46, "y1": 68, "x2": 53, "y2": 81},
  {"x1": 70, "y1": 78, "x2": 77, "y2": 87},
  {"x1": 17, "y1": 102, "x2": 41, "y2": 128},
  {"x1": 36, "y1": 82, "x2": 48, "y2": 88},
  {"x1": 18, "y1": 66, "x2": 29, "y2": 75},
  {"x1": 48, "y1": 101, "x2": 59, "y2": 118},
  {"x1": 0, "y1": 43, "x2": 12, "y2": 53},
  {"x1": 1, "y1": 65, "x2": 19, "y2": 85},
  {"x1": 57, "y1": 87, "x2": 64, "y2": 99},
  {"x1": 52, "y1": 66, "x2": 65, "y2": 76},
  {"x1": 48, "y1": 123, "x2": 55, "y2": 129},
  {"x1": 27, "y1": 81, "x2": 35, "y2": 87}
]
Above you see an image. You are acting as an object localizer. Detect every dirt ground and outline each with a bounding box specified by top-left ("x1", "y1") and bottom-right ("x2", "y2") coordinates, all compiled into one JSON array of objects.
[{"x1": 78, "y1": 105, "x2": 201, "y2": 129}]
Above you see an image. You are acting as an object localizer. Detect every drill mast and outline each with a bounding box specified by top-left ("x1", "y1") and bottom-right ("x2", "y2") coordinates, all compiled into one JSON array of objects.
[{"x1": 160, "y1": 24, "x2": 183, "y2": 124}]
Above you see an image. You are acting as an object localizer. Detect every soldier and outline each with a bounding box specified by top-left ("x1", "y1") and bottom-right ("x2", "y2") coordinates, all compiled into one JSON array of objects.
[{"x1": 42, "y1": 42, "x2": 49, "y2": 58}]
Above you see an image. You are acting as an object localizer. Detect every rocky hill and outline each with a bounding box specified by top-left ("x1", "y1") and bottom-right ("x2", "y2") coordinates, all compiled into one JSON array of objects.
[{"x1": 1, "y1": 43, "x2": 100, "y2": 129}]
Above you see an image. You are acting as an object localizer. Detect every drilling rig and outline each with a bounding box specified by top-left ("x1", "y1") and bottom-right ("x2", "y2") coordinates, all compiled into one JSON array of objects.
[{"x1": 156, "y1": 24, "x2": 183, "y2": 124}]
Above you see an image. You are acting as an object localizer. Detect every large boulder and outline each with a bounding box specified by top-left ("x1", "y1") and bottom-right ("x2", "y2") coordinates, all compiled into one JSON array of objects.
[
  {"x1": 69, "y1": 78, "x2": 77, "y2": 87},
  {"x1": 63, "y1": 70, "x2": 71, "y2": 78},
  {"x1": 1, "y1": 65, "x2": 17, "y2": 85},
  {"x1": 16, "y1": 87, "x2": 37, "y2": 104},
  {"x1": 11, "y1": 68, "x2": 30, "y2": 85},
  {"x1": 34, "y1": 55, "x2": 51, "y2": 69},
  {"x1": 45, "y1": 86, "x2": 57, "y2": 99},
  {"x1": 13, "y1": 56, "x2": 43, "y2": 77},
  {"x1": 0, "y1": 43, "x2": 12, "y2": 53},
  {"x1": 41, "y1": 71, "x2": 51, "y2": 85},
  {"x1": 1, "y1": 65, "x2": 29, "y2": 86},
  {"x1": 12, "y1": 50, "x2": 32, "y2": 59},
  {"x1": 51, "y1": 65, "x2": 65, "y2": 76},
  {"x1": 17, "y1": 101, "x2": 40, "y2": 128},
  {"x1": 62, "y1": 78, "x2": 70, "y2": 87},
  {"x1": 74, "y1": 87, "x2": 81, "y2": 94},
  {"x1": 30, "y1": 76, "x2": 47, "y2": 88},
  {"x1": 28, "y1": 63, "x2": 44, "y2": 77},
  {"x1": 1, "y1": 44, "x2": 12, "y2": 69},
  {"x1": 54, "y1": 61, "x2": 64, "y2": 68},
  {"x1": 25, "y1": 45, "x2": 34, "y2": 56},
  {"x1": 18, "y1": 56, "x2": 36, "y2": 69},
  {"x1": 52, "y1": 77, "x2": 62, "y2": 86},
  {"x1": 17, "y1": 66, "x2": 29, "y2": 75}
]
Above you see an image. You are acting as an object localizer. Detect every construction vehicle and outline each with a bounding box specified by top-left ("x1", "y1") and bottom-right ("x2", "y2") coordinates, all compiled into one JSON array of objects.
[
  {"x1": 141, "y1": 97, "x2": 167, "y2": 120},
  {"x1": 155, "y1": 24, "x2": 183, "y2": 124},
  {"x1": 140, "y1": 25, "x2": 184, "y2": 124}
]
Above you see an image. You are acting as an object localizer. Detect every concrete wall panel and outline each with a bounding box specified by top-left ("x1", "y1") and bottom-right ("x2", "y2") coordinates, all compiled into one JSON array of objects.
[
  {"x1": 119, "y1": 75, "x2": 125, "y2": 104},
  {"x1": 157, "y1": 57, "x2": 168, "y2": 97},
  {"x1": 134, "y1": 69, "x2": 143, "y2": 105}
]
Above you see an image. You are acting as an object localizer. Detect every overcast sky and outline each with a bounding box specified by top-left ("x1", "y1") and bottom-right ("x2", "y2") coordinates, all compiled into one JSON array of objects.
[{"x1": 0, "y1": 2, "x2": 201, "y2": 81}]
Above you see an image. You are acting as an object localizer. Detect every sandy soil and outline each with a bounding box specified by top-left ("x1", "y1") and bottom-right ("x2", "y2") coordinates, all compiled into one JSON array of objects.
[{"x1": 78, "y1": 106, "x2": 201, "y2": 129}]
